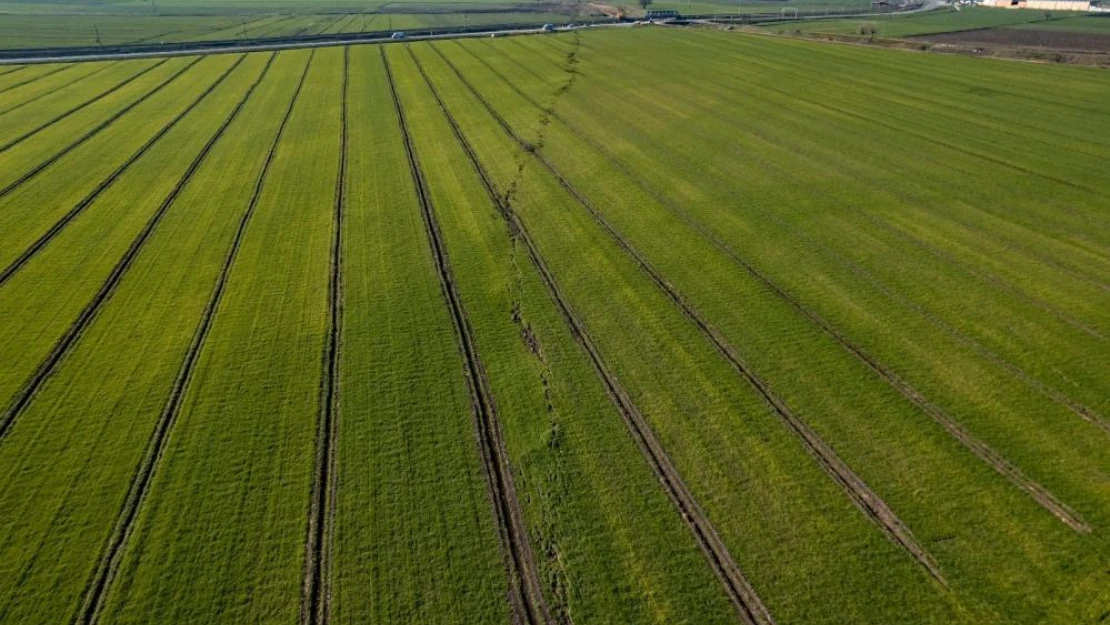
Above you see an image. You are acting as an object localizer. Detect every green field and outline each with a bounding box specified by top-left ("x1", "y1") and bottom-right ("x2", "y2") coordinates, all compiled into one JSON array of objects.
[
  {"x1": 0, "y1": 10, "x2": 603, "y2": 50},
  {"x1": 1011, "y1": 13, "x2": 1110, "y2": 32},
  {"x1": 650, "y1": 0, "x2": 877, "y2": 16},
  {"x1": 0, "y1": 26, "x2": 1108, "y2": 625},
  {"x1": 764, "y1": 6, "x2": 1104, "y2": 36},
  {"x1": 0, "y1": 0, "x2": 890, "y2": 51}
]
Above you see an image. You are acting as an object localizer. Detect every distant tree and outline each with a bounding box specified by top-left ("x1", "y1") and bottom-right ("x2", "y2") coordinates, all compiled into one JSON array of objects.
[
  {"x1": 638, "y1": 0, "x2": 653, "y2": 10},
  {"x1": 1042, "y1": 10, "x2": 1051, "y2": 20}
]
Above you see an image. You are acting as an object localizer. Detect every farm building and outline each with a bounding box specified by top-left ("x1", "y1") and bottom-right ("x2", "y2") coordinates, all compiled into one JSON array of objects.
[{"x1": 980, "y1": 0, "x2": 1100, "y2": 10}]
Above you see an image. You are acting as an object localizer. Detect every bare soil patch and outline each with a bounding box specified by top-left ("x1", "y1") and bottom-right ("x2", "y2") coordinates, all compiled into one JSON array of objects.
[{"x1": 914, "y1": 27, "x2": 1110, "y2": 52}]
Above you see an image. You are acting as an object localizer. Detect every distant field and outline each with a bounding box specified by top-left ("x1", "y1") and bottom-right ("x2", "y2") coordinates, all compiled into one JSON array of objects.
[
  {"x1": 653, "y1": 0, "x2": 877, "y2": 15},
  {"x1": 766, "y1": 6, "x2": 1110, "y2": 50},
  {"x1": 0, "y1": 0, "x2": 880, "y2": 14},
  {"x1": 1010, "y1": 13, "x2": 1110, "y2": 32},
  {"x1": 0, "y1": 0, "x2": 610, "y2": 50},
  {"x1": 919, "y1": 25, "x2": 1110, "y2": 50},
  {"x1": 0, "y1": 0, "x2": 891, "y2": 52},
  {"x1": 0, "y1": 8, "x2": 600, "y2": 49},
  {"x1": 764, "y1": 6, "x2": 1089, "y2": 36},
  {"x1": 0, "y1": 14, "x2": 274, "y2": 48},
  {"x1": 0, "y1": 27, "x2": 1107, "y2": 625},
  {"x1": 0, "y1": 0, "x2": 390, "y2": 13}
]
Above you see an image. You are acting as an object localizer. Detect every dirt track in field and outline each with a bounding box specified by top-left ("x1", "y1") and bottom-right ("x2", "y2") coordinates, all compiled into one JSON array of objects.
[
  {"x1": 383, "y1": 47, "x2": 554, "y2": 625},
  {"x1": 302, "y1": 47, "x2": 347, "y2": 625},
  {"x1": 71, "y1": 52, "x2": 289, "y2": 625},
  {"x1": 414, "y1": 44, "x2": 779, "y2": 625}
]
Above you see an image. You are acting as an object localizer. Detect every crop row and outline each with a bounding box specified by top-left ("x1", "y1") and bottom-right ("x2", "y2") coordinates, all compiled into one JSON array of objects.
[
  {"x1": 386, "y1": 41, "x2": 771, "y2": 625},
  {"x1": 525, "y1": 31, "x2": 1110, "y2": 490},
  {"x1": 0, "y1": 60, "x2": 159, "y2": 152},
  {"x1": 94, "y1": 48, "x2": 331, "y2": 623},
  {"x1": 408, "y1": 43, "x2": 780, "y2": 625},
  {"x1": 523, "y1": 29, "x2": 1105, "y2": 452},
  {"x1": 0, "y1": 55, "x2": 236, "y2": 426},
  {"x1": 414, "y1": 37, "x2": 969, "y2": 625},
  {"x1": 1, "y1": 29, "x2": 1106, "y2": 625},
  {"x1": 0, "y1": 52, "x2": 274, "y2": 624},
  {"x1": 385, "y1": 47, "x2": 551, "y2": 624},
  {"x1": 329, "y1": 44, "x2": 507, "y2": 625},
  {"x1": 426, "y1": 31, "x2": 1106, "y2": 624},
  {"x1": 472, "y1": 34, "x2": 1091, "y2": 522}
]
